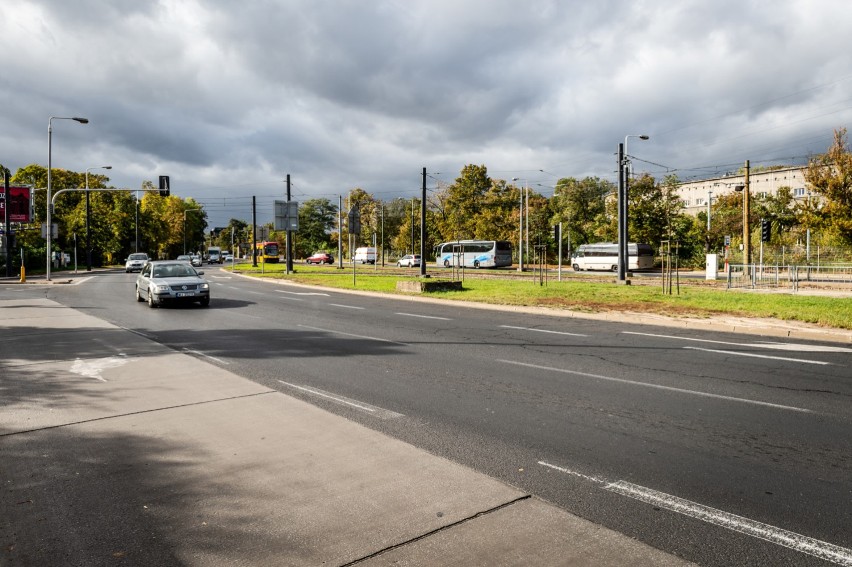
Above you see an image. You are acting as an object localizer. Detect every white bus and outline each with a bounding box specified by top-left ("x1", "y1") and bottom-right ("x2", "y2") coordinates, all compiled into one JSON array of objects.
[
  {"x1": 436, "y1": 240, "x2": 513, "y2": 268},
  {"x1": 572, "y1": 242, "x2": 654, "y2": 272}
]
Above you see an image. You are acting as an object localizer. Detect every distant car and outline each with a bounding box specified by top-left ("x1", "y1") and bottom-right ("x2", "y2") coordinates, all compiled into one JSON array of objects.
[
  {"x1": 306, "y1": 252, "x2": 334, "y2": 265},
  {"x1": 176, "y1": 254, "x2": 192, "y2": 263},
  {"x1": 397, "y1": 254, "x2": 421, "y2": 268},
  {"x1": 135, "y1": 260, "x2": 210, "y2": 308},
  {"x1": 125, "y1": 253, "x2": 149, "y2": 273},
  {"x1": 190, "y1": 255, "x2": 203, "y2": 267},
  {"x1": 223, "y1": 253, "x2": 234, "y2": 263}
]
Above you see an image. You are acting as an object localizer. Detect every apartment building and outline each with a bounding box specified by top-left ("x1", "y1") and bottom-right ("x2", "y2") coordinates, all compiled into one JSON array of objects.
[{"x1": 676, "y1": 166, "x2": 809, "y2": 215}]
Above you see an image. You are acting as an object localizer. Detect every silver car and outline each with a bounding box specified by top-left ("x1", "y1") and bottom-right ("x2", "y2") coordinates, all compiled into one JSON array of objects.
[
  {"x1": 125, "y1": 253, "x2": 149, "y2": 273},
  {"x1": 135, "y1": 260, "x2": 210, "y2": 308}
]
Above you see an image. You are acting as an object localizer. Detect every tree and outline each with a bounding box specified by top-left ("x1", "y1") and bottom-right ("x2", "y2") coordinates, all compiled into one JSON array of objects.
[
  {"x1": 436, "y1": 164, "x2": 492, "y2": 240},
  {"x1": 805, "y1": 128, "x2": 852, "y2": 244},
  {"x1": 550, "y1": 176, "x2": 614, "y2": 249},
  {"x1": 295, "y1": 198, "x2": 338, "y2": 257}
]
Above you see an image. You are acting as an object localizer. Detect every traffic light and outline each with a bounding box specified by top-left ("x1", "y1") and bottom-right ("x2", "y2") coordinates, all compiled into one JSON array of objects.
[
  {"x1": 553, "y1": 225, "x2": 560, "y2": 242},
  {"x1": 158, "y1": 175, "x2": 170, "y2": 197},
  {"x1": 761, "y1": 219, "x2": 771, "y2": 243}
]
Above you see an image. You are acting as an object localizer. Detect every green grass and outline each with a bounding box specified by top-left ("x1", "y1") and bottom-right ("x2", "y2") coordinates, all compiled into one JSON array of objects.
[{"x1": 233, "y1": 263, "x2": 852, "y2": 330}]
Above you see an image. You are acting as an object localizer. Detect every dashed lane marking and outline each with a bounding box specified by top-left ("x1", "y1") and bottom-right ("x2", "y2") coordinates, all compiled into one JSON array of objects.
[
  {"x1": 278, "y1": 381, "x2": 404, "y2": 419},
  {"x1": 501, "y1": 325, "x2": 588, "y2": 337},
  {"x1": 499, "y1": 359, "x2": 812, "y2": 413}
]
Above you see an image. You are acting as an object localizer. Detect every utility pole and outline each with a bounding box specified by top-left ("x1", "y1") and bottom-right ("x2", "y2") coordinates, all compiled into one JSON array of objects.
[
  {"x1": 3, "y1": 168, "x2": 10, "y2": 277},
  {"x1": 252, "y1": 196, "x2": 257, "y2": 267},
  {"x1": 338, "y1": 195, "x2": 344, "y2": 269},
  {"x1": 286, "y1": 174, "x2": 293, "y2": 273},
  {"x1": 515, "y1": 178, "x2": 523, "y2": 272},
  {"x1": 743, "y1": 160, "x2": 751, "y2": 267},
  {"x1": 617, "y1": 142, "x2": 626, "y2": 281},
  {"x1": 420, "y1": 167, "x2": 427, "y2": 277}
]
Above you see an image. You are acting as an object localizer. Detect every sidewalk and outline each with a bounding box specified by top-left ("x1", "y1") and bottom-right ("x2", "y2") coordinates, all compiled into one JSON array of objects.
[{"x1": 0, "y1": 297, "x2": 695, "y2": 566}]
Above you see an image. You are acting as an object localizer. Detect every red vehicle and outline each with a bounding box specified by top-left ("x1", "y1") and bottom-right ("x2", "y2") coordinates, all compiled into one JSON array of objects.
[{"x1": 306, "y1": 252, "x2": 334, "y2": 265}]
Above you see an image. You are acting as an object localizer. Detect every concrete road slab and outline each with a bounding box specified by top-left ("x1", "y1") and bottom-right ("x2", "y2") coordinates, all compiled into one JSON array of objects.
[{"x1": 360, "y1": 496, "x2": 696, "y2": 566}]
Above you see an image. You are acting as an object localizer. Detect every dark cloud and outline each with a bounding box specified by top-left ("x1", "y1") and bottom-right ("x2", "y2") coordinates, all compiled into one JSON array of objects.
[{"x1": 1, "y1": 0, "x2": 850, "y2": 228}]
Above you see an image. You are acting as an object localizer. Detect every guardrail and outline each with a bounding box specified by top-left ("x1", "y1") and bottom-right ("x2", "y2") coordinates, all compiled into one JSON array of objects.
[{"x1": 727, "y1": 264, "x2": 852, "y2": 290}]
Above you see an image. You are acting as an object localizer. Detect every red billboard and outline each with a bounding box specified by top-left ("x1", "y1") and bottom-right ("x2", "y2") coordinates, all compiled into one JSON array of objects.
[{"x1": 0, "y1": 186, "x2": 32, "y2": 223}]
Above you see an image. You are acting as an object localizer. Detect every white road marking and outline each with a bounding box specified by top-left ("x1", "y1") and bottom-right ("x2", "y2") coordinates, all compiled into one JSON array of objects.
[
  {"x1": 278, "y1": 381, "x2": 404, "y2": 419},
  {"x1": 330, "y1": 304, "x2": 365, "y2": 310},
  {"x1": 298, "y1": 324, "x2": 406, "y2": 345},
  {"x1": 69, "y1": 356, "x2": 128, "y2": 382},
  {"x1": 501, "y1": 325, "x2": 587, "y2": 337},
  {"x1": 275, "y1": 290, "x2": 330, "y2": 296},
  {"x1": 684, "y1": 346, "x2": 831, "y2": 366},
  {"x1": 755, "y1": 341, "x2": 852, "y2": 353},
  {"x1": 70, "y1": 276, "x2": 95, "y2": 285},
  {"x1": 538, "y1": 461, "x2": 852, "y2": 566},
  {"x1": 182, "y1": 348, "x2": 229, "y2": 365},
  {"x1": 395, "y1": 312, "x2": 452, "y2": 320},
  {"x1": 537, "y1": 460, "x2": 606, "y2": 484},
  {"x1": 499, "y1": 359, "x2": 812, "y2": 413},
  {"x1": 623, "y1": 331, "x2": 852, "y2": 353}
]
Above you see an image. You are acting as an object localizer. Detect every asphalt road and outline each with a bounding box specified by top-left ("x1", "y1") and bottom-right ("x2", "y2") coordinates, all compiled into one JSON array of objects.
[{"x1": 10, "y1": 268, "x2": 851, "y2": 567}]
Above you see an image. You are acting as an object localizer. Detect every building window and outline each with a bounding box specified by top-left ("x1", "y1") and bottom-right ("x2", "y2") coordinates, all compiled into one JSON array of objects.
[
  {"x1": 695, "y1": 198, "x2": 705, "y2": 206},
  {"x1": 793, "y1": 188, "x2": 806, "y2": 197}
]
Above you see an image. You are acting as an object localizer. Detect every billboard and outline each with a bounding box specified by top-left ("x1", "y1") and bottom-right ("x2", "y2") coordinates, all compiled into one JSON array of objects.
[{"x1": 0, "y1": 186, "x2": 32, "y2": 223}]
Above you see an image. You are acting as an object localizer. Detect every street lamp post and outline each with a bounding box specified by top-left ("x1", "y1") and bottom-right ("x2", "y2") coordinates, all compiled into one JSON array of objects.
[
  {"x1": 619, "y1": 134, "x2": 649, "y2": 282},
  {"x1": 47, "y1": 116, "x2": 88, "y2": 281},
  {"x1": 183, "y1": 209, "x2": 201, "y2": 255},
  {"x1": 85, "y1": 165, "x2": 112, "y2": 271}
]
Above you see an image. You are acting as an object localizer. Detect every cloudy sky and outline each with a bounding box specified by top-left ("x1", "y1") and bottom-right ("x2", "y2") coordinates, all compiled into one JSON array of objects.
[{"x1": 2, "y1": 0, "x2": 850, "y2": 228}]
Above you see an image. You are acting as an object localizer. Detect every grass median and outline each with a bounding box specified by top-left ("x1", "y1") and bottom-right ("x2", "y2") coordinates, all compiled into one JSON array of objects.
[{"x1": 234, "y1": 263, "x2": 852, "y2": 330}]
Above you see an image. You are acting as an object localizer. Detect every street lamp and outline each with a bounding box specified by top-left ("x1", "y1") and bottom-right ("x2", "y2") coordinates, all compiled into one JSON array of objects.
[
  {"x1": 184, "y1": 208, "x2": 202, "y2": 255},
  {"x1": 47, "y1": 116, "x2": 88, "y2": 281},
  {"x1": 619, "y1": 134, "x2": 649, "y2": 282},
  {"x1": 85, "y1": 165, "x2": 112, "y2": 271}
]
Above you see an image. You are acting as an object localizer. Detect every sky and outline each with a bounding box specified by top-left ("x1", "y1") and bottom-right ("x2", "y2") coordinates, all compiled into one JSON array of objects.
[{"x1": 2, "y1": 0, "x2": 850, "y2": 230}]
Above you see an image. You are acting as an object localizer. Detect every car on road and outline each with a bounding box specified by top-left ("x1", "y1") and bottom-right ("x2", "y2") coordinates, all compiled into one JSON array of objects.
[
  {"x1": 135, "y1": 260, "x2": 210, "y2": 308},
  {"x1": 397, "y1": 254, "x2": 421, "y2": 268},
  {"x1": 223, "y1": 253, "x2": 234, "y2": 263},
  {"x1": 176, "y1": 254, "x2": 193, "y2": 263},
  {"x1": 190, "y1": 255, "x2": 203, "y2": 267},
  {"x1": 306, "y1": 252, "x2": 334, "y2": 265},
  {"x1": 125, "y1": 253, "x2": 149, "y2": 273}
]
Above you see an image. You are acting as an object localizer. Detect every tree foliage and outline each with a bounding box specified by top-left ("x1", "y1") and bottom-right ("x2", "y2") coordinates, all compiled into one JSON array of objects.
[{"x1": 804, "y1": 128, "x2": 852, "y2": 244}]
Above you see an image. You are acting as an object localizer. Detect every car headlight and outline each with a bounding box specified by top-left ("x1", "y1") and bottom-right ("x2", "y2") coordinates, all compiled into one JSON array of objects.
[
  {"x1": 200, "y1": 283, "x2": 209, "y2": 290},
  {"x1": 154, "y1": 284, "x2": 170, "y2": 292}
]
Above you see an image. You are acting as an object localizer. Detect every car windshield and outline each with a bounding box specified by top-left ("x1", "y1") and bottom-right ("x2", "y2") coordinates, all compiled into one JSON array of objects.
[
  {"x1": 152, "y1": 264, "x2": 197, "y2": 278},
  {"x1": 129, "y1": 254, "x2": 147, "y2": 260}
]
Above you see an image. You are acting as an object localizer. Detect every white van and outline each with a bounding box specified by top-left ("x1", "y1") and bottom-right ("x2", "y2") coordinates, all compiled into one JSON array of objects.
[{"x1": 353, "y1": 247, "x2": 377, "y2": 264}]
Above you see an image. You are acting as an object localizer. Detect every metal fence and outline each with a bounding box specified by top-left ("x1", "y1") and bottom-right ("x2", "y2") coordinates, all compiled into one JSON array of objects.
[{"x1": 727, "y1": 264, "x2": 852, "y2": 290}]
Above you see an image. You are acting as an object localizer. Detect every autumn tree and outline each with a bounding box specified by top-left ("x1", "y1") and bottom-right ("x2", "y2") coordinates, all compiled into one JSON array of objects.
[{"x1": 804, "y1": 128, "x2": 852, "y2": 244}]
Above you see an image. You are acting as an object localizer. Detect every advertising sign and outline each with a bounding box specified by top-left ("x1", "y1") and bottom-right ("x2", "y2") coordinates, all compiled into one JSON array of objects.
[{"x1": 0, "y1": 186, "x2": 32, "y2": 223}]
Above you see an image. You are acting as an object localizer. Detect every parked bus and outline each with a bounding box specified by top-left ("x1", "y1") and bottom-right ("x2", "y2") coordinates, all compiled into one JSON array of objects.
[
  {"x1": 255, "y1": 241, "x2": 280, "y2": 263},
  {"x1": 571, "y1": 242, "x2": 654, "y2": 272},
  {"x1": 435, "y1": 240, "x2": 513, "y2": 268}
]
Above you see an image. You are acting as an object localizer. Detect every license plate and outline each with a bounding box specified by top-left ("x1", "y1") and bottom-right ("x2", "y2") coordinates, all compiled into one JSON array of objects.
[{"x1": 176, "y1": 292, "x2": 194, "y2": 297}]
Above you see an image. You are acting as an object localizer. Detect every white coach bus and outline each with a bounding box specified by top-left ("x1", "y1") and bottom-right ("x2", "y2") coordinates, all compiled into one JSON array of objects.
[{"x1": 571, "y1": 242, "x2": 654, "y2": 272}]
